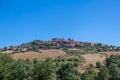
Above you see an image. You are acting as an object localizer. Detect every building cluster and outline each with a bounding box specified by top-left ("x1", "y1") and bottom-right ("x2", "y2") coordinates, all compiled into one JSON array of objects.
[
  {"x1": 33, "y1": 38, "x2": 82, "y2": 48},
  {"x1": 0, "y1": 38, "x2": 101, "y2": 53}
]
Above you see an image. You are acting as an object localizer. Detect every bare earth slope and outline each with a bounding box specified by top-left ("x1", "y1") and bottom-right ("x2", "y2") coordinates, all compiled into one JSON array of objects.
[
  {"x1": 13, "y1": 49, "x2": 120, "y2": 65},
  {"x1": 81, "y1": 51, "x2": 120, "y2": 66},
  {"x1": 13, "y1": 49, "x2": 66, "y2": 60},
  {"x1": 81, "y1": 54, "x2": 106, "y2": 66}
]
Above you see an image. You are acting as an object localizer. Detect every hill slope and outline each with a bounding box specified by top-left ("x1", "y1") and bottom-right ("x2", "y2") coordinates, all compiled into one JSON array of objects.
[
  {"x1": 13, "y1": 49, "x2": 66, "y2": 60},
  {"x1": 1, "y1": 38, "x2": 120, "y2": 53}
]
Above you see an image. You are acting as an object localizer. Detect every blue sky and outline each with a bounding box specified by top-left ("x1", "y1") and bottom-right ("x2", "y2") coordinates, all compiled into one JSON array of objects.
[{"x1": 0, "y1": 0, "x2": 120, "y2": 47}]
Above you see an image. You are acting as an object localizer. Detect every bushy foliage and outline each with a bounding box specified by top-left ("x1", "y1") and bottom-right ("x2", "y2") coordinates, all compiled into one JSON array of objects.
[
  {"x1": 96, "y1": 61, "x2": 102, "y2": 68},
  {"x1": 106, "y1": 55, "x2": 120, "y2": 80},
  {"x1": 82, "y1": 68, "x2": 97, "y2": 80},
  {"x1": 98, "y1": 67, "x2": 111, "y2": 80},
  {"x1": 0, "y1": 53, "x2": 120, "y2": 80}
]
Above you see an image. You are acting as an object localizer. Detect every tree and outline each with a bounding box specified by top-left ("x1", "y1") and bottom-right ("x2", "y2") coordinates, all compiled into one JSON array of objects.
[
  {"x1": 108, "y1": 63, "x2": 120, "y2": 80},
  {"x1": 65, "y1": 73, "x2": 81, "y2": 80},
  {"x1": 98, "y1": 67, "x2": 111, "y2": 80},
  {"x1": 0, "y1": 53, "x2": 15, "y2": 79},
  {"x1": 89, "y1": 64, "x2": 94, "y2": 68},
  {"x1": 106, "y1": 55, "x2": 120, "y2": 67},
  {"x1": 35, "y1": 59, "x2": 57, "y2": 80},
  {"x1": 82, "y1": 68, "x2": 97, "y2": 80},
  {"x1": 96, "y1": 61, "x2": 102, "y2": 68},
  {"x1": 57, "y1": 63, "x2": 81, "y2": 80},
  {"x1": 33, "y1": 46, "x2": 39, "y2": 52},
  {"x1": 11, "y1": 59, "x2": 34, "y2": 80}
]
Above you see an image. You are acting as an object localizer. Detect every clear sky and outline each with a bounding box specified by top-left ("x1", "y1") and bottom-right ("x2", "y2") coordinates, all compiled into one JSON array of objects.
[{"x1": 0, "y1": 0, "x2": 120, "y2": 47}]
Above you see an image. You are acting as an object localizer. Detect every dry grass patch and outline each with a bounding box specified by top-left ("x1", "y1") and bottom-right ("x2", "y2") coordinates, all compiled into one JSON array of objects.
[
  {"x1": 12, "y1": 49, "x2": 66, "y2": 60},
  {"x1": 81, "y1": 51, "x2": 120, "y2": 66},
  {"x1": 81, "y1": 54, "x2": 106, "y2": 66}
]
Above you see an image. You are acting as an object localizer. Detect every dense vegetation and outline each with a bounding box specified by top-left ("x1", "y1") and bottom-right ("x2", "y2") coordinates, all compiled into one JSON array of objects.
[{"x1": 0, "y1": 53, "x2": 120, "y2": 80}]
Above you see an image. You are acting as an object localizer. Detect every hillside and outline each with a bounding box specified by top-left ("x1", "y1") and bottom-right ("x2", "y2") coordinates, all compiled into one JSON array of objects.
[
  {"x1": 1, "y1": 38, "x2": 120, "y2": 54},
  {"x1": 13, "y1": 49, "x2": 66, "y2": 60},
  {"x1": 1, "y1": 38, "x2": 120, "y2": 80},
  {"x1": 1, "y1": 38, "x2": 120, "y2": 67}
]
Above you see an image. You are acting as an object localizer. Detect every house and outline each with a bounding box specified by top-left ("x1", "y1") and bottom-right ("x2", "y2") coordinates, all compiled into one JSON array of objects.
[{"x1": 33, "y1": 40, "x2": 44, "y2": 45}]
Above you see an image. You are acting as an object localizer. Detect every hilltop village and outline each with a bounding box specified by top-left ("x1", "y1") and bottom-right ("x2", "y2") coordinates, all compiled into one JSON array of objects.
[{"x1": 0, "y1": 38, "x2": 119, "y2": 53}]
